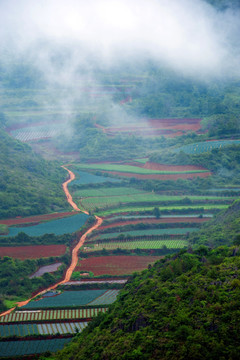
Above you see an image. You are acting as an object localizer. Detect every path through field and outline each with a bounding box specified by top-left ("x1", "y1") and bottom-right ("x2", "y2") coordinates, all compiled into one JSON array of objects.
[{"x1": 0, "y1": 166, "x2": 102, "y2": 313}]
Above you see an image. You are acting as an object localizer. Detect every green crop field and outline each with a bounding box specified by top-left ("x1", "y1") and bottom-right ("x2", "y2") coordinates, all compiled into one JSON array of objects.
[
  {"x1": 0, "y1": 338, "x2": 72, "y2": 357},
  {"x1": 83, "y1": 239, "x2": 188, "y2": 251},
  {"x1": 22, "y1": 290, "x2": 107, "y2": 309},
  {"x1": 1, "y1": 213, "x2": 89, "y2": 237},
  {"x1": 91, "y1": 228, "x2": 199, "y2": 241},
  {"x1": 74, "y1": 187, "x2": 144, "y2": 198},
  {"x1": 175, "y1": 140, "x2": 240, "y2": 154},
  {"x1": 79, "y1": 193, "x2": 234, "y2": 212},
  {"x1": 75, "y1": 163, "x2": 208, "y2": 174},
  {"x1": 88, "y1": 290, "x2": 120, "y2": 305},
  {"x1": 69, "y1": 170, "x2": 120, "y2": 186},
  {"x1": 93, "y1": 204, "x2": 229, "y2": 217},
  {"x1": 0, "y1": 308, "x2": 108, "y2": 323}
]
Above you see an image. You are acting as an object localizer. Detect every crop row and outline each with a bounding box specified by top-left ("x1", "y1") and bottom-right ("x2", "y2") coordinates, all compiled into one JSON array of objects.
[
  {"x1": 79, "y1": 194, "x2": 233, "y2": 212},
  {"x1": 75, "y1": 163, "x2": 208, "y2": 174},
  {"x1": 96, "y1": 204, "x2": 228, "y2": 217},
  {"x1": 0, "y1": 322, "x2": 88, "y2": 337},
  {"x1": 74, "y1": 187, "x2": 144, "y2": 198},
  {"x1": 0, "y1": 338, "x2": 72, "y2": 357},
  {"x1": 175, "y1": 140, "x2": 240, "y2": 154},
  {"x1": 69, "y1": 170, "x2": 120, "y2": 186},
  {"x1": 83, "y1": 239, "x2": 188, "y2": 251},
  {"x1": 0, "y1": 308, "x2": 108, "y2": 323},
  {"x1": 90, "y1": 228, "x2": 199, "y2": 241},
  {"x1": 22, "y1": 290, "x2": 118, "y2": 310},
  {"x1": 88, "y1": 290, "x2": 119, "y2": 305}
]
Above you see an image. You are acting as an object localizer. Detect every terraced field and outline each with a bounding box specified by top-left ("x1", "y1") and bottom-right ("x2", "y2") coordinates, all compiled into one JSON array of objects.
[
  {"x1": 0, "y1": 321, "x2": 88, "y2": 337},
  {"x1": 0, "y1": 338, "x2": 72, "y2": 357},
  {"x1": 0, "y1": 308, "x2": 108, "y2": 323},
  {"x1": 1, "y1": 213, "x2": 89, "y2": 237},
  {"x1": 83, "y1": 239, "x2": 188, "y2": 251},
  {"x1": 96, "y1": 204, "x2": 229, "y2": 217},
  {"x1": 75, "y1": 256, "x2": 163, "y2": 276},
  {"x1": 75, "y1": 163, "x2": 209, "y2": 175},
  {"x1": 91, "y1": 228, "x2": 199, "y2": 240}
]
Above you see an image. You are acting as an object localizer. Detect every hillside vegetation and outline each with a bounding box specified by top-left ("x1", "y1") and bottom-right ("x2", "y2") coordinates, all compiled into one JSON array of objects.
[
  {"x1": 0, "y1": 129, "x2": 67, "y2": 218},
  {"x1": 51, "y1": 245, "x2": 240, "y2": 360}
]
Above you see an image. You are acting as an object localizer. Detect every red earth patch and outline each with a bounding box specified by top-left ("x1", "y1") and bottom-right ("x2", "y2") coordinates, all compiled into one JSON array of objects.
[
  {"x1": 99, "y1": 217, "x2": 209, "y2": 230},
  {"x1": 76, "y1": 255, "x2": 163, "y2": 276},
  {"x1": 0, "y1": 244, "x2": 67, "y2": 260}
]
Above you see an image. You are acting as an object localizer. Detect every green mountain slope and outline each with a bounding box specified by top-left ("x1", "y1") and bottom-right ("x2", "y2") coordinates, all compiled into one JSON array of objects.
[
  {"x1": 190, "y1": 200, "x2": 240, "y2": 247},
  {"x1": 51, "y1": 246, "x2": 240, "y2": 360},
  {"x1": 0, "y1": 129, "x2": 67, "y2": 218}
]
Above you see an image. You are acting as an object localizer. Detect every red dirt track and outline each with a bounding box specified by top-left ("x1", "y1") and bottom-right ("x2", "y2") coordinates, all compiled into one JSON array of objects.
[
  {"x1": 0, "y1": 244, "x2": 67, "y2": 260},
  {"x1": 0, "y1": 167, "x2": 103, "y2": 312},
  {"x1": 76, "y1": 255, "x2": 163, "y2": 276}
]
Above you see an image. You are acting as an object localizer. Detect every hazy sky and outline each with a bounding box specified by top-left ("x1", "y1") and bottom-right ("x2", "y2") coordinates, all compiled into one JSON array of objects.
[{"x1": 0, "y1": 0, "x2": 239, "y2": 79}]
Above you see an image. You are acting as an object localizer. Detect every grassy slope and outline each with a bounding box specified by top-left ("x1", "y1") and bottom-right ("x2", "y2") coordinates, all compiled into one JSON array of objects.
[{"x1": 0, "y1": 129, "x2": 68, "y2": 218}]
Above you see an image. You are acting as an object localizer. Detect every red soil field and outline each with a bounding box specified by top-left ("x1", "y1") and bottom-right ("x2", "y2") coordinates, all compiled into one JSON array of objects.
[
  {"x1": 143, "y1": 162, "x2": 208, "y2": 172},
  {"x1": 103, "y1": 171, "x2": 212, "y2": 180},
  {"x1": 95, "y1": 118, "x2": 202, "y2": 138},
  {"x1": 99, "y1": 217, "x2": 209, "y2": 230},
  {"x1": 76, "y1": 255, "x2": 163, "y2": 276},
  {"x1": 0, "y1": 244, "x2": 67, "y2": 260},
  {"x1": 0, "y1": 211, "x2": 79, "y2": 226}
]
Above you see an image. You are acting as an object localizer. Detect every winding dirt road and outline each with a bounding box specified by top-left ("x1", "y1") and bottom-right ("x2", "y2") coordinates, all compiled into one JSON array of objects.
[{"x1": 0, "y1": 166, "x2": 102, "y2": 313}]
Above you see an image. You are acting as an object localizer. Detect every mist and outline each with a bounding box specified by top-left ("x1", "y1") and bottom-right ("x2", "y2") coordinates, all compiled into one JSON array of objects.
[{"x1": 0, "y1": 0, "x2": 240, "y2": 80}]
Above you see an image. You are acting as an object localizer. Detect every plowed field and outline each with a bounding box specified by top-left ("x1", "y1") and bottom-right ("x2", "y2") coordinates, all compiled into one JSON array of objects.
[
  {"x1": 99, "y1": 217, "x2": 209, "y2": 230},
  {"x1": 103, "y1": 171, "x2": 211, "y2": 180},
  {"x1": 76, "y1": 255, "x2": 163, "y2": 276},
  {"x1": 0, "y1": 245, "x2": 67, "y2": 260}
]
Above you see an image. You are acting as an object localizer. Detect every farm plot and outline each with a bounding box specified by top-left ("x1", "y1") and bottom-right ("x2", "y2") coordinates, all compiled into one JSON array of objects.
[
  {"x1": 79, "y1": 193, "x2": 233, "y2": 212},
  {"x1": 0, "y1": 322, "x2": 87, "y2": 337},
  {"x1": 97, "y1": 204, "x2": 229, "y2": 217},
  {"x1": 0, "y1": 308, "x2": 108, "y2": 323},
  {"x1": 10, "y1": 123, "x2": 67, "y2": 142},
  {"x1": 75, "y1": 256, "x2": 163, "y2": 276},
  {"x1": 1, "y1": 213, "x2": 89, "y2": 237},
  {"x1": 0, "y1": 338, "x2": 72, "y2": 358},
  {"x1": 68, "y1": 170, "x2": 120, "y2": 186},
  {"x1": 74, "y1": 187, "x2": 144, "y2": 198},
  {"x1": 22, "y1": 290, "x2": 116, "y2": 309},
  {"x1": 88, "y1": 290, "x2": 119, "y2": 305},
  {"x1": 0, "y1": 244, "x2": 66, "y2": 260},
  {"x1": 0, "y1": 211, "x2": 79, "y2": 226},
  {"x1": 92, "y1": 228, "x2": 200, "y2": 241},
  {"x1": 75, "y1": 163, "x2": 209, "y2": 175},
  {"x1": 83, "y1": 239, "x2": 188, "y2": 251},
  {"x1": 99, "y1": 217, "x2": 209, "y2": 230},
  {"x1": 175, "y1": 140, "x2": 240, "y2": 154}
]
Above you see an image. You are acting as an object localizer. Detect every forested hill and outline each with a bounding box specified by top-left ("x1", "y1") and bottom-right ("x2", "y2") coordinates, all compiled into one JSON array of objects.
[
  {"x1": 51, "y1": 245, "x2": 240, "y2": 360},
  {"x1": 0, "y1": 129, "x2": 67, "y2": 218},
  {"x1": 190, "y1": 200, "x2": 240, "y2": 248}
]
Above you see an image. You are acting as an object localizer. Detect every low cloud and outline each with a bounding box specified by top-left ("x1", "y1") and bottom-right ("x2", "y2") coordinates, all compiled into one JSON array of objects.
[{"x1": 0, "y1": 0, "x2": 240, "y2": 80}]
